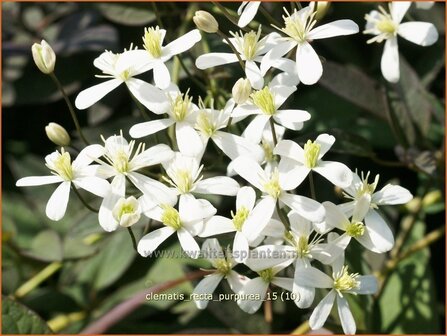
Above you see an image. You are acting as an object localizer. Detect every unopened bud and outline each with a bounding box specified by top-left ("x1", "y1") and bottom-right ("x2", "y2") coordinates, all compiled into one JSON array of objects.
[
  {"x1": 232, "y1": 78, "x2": 252, "y2": 104},
  {"x1": 193, "y1": 11, "x2": 219, "y2": 33},
  {"x1": 112, "y1": 196, "x2": 141, "y2": 228},
  {"x1": 422, "y1": 190, "x2": 442, "y2": 208},
  {"x1": 45, "y1": 122, "x2": 70, "y2": 146},
  {"x1": 315, "y1": 2, "x2": 331, "y2": 21},
  {"x1": 405, "y1": 197, "x2": 421, "y2": 214},
  {"x1": 31, "y1": 40, "x2": 56, "y2": 74}
]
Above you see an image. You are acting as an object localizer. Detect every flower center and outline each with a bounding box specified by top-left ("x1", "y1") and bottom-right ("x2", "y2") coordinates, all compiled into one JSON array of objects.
[
  {"x1": 263, "y1": 169, "x2": 282, "y2": 199},
  {"x1": 112, "y1": 149, "x2": 130, "y2": 173},
  {"x1": 143, "y1": 26, "x2": 163, "y2": 58},
  {"x1": 215, "y1": 259, "x2": 232, "y2": 275},
  {"x1": 251, "y1": 87, "x2": 276, "y2": 115},
  {"x1": 161, "y1": 205, "x2": 182, "y2": 230},
  {"x1": 333, "y1": 266, "x2": 360, "y2": 293},
  {"x1": 258, "y1": 268, "x2": 275, "y2": 283},
  {"x1": 297, "y1": 235, "x2": 310, "y2": 258},
  {"x1": 356, "y1": 171, "x2": 379, "y2": 199},
  {"x1": 46, "y1": 149, "x2": 74, "y2": 181},
  {"x1": 230, "y1": 27, "x2": 262, "y2": 60},
  {"x1": 173, "y1": 169, "x2": 194, "y2": 194},
  {"x1": 303, "y1": 140, "x2": 321, "y2": 168},
  {"x1": 231, "y1": 206, "x2": 250, "y2": 231},
  {"x1": 112, "y1": 196, "x2": 141, "y2": 227},
  {"x1": 195, "y1": 111, "x2": 216, "y2": 137},
  {"x1": 171, "y1": 91, "x2": 192, "y2": 121},
  {"x1": 120, "y1": 69, "x2": 132, "y2": 81},
  {"x1": 279, "y1": 7, "x2": 317, "y2": 43},
  {"x1": 262, "y1": 139, "x2": 274, "y2": 162},
  {"x1": 365, "y1": 6, "x2": 398, "y2": 44},
  {"x1": 345, "y1": 221, "x2": 365, "y2": 238}
]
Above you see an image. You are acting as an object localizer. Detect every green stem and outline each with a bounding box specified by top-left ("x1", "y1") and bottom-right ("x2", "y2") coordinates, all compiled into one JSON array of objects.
[
  {"x1": 15, "y1": 261, "x2": 62, "y2": 298},
  {"x1": 212, "y1": 2, "x2": 251, "y2": 32},
  {"x1": 309, "y1": 171, "x2": 316, "y2": 200},
  {"x1": 49, "y1": 73, "x2": 89, "y2": 145},
  {"x1": 127, "y1": 227, "x2": 138, "y2": 252},
  {"x1": 216, "y1": 29, "x2": 245, "y2": 71},
  {"x1": 71, "y1": 184, "x2": 99, "y2": 213},
  {"x1": 269, "y1": 118, "x2": 278, "y2": 147},
  {"x1": 259, "y1": 5, "x2": 281, "y2": 27},
  {"x1": 276, "y1": 202, "x2": 290, "y2": 231}
]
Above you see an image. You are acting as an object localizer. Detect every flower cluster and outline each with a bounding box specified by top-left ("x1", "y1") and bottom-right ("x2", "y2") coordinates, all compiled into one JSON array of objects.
[{"x1": 19, "y1": 2, "x2": 436, "y2": 334}]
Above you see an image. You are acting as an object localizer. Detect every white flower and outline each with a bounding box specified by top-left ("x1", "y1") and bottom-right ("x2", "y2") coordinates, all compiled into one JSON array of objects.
[
  {"x1": 162, "y1": 152, "x2": 240, "y2": 197},
  {"x1": 16, "y1": 146, "x2": 110, "y2": 221},
  {"x1": 194, "y1": 99, "x2": 264, "y2": 162},
  {"x1": 137, "y1": 194, "x2": 216, "y2": 259},
  {"x1": 296, "y1": 256, "x2": 378, "y2": 334},
  {"x1": 261, "y1": 5, "x2": 359, "y2": 85},
  {"x1": 232, "y1": 85, "x2": 311, "y2": 144},
  {"x1": 75, "y1": 47, "x2": 167, "y2": 111},
  {"x1": 238, "y1": 245, "x2": 295, "y2": 313},
  {"x1": 120, "y1": 27, "x2": 201, "y2": 89},
  {"x1": 364, "y1": 2, "x2": 438, "y2": 82},
  {"x1": 274, "y1": 134, "x2": 353, "y2": 188},
  {"x1": 193, "y1": 238, "x2": 249, "y2": 309},
  {"x1": 232, "y1": 156, "x2": 325, "y2": 243},
  {"x1": 258, "y1": 123, "x2": 285, "y2": 174},
  {"x1": 112, "y1": 196, "x2": 141, "y2": 228},
  {"x1": 129, "y1": 85, "x2": 203, "y2": 157},
  {"x1": 237, "y1": 2, "x2": 261, "y2": 28},
  {"x1": 95, "y1": 134, "x2": 176, "y2": 232},
  {"x1": 196, "y1": 27, "x2": 280, "y2": 89}
]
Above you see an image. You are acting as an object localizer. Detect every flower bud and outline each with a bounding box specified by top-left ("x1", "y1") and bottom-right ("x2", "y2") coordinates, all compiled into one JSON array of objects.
[
  {"x1": 31, "y1": 40, "x2": 56, "y2": 74},
  {"x1": 45, "y1": 122, "x2": 71, "y2": 146},
  {"x1": 232, "y1": 78, "x2": 252, "y2": 104},
  {"x1": 112, "y1": 196, "x2": 141, "y2": 228},
  {"x1": 315, "y1": 2, "x2": 331, "y2": 21},
  {"x1": 422, "y1": 190, "x2": 442, "y2": 208},
  {"x1": 193, "y1": 11, "x2": 219, "y2": 33}
]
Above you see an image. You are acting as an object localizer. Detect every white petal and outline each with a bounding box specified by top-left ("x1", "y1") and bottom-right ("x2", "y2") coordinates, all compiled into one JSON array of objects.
[
  {"x1": 131, "y1": 144, "x2": 174, "y2": 168},
  {"x1": 245, "y1": 60, "x2": 264, "y2": 90},
  {"x1": 288, "y1": 211, "x2": 312, "y2": 237},
  {"x1": 98, "y1": 175, "x2": 125, "y2": 232},
  {"x1": 237, "y1": 277, "x2": 268, "y2": 314},
  {"x1": 238, "y1": 1, "x2": 261, "y2": 27},
  {"x1": 398, "y1": 22, "x2": 438, "y2": 46},
  {"x1": 280, "y1": 193, "x2": 325, "y2": 223},
  {"x1": 179, "y1": 194, "x2": 216, "y2": 223},
  {"x1": 199, "y1": 216, "x2": 235, "y2": 237},
  {"x1": 242, "y1": 115, "x2": 270, "y2": 144},
  {"x1": 236, "y1": 186, "x2": 257, "y2": 211},
  {"x1": 270, "y1": 85, "x2": 297, "y2": 109},
  {"x1": 128, "y1": 172, "x2": 177, "y2": 205},
  {"x1": 153, "y1": 62, "x2": 171, "y2": 89},
  {"x1": 193, "y1": 273, "x2": 224, "y2": 309},
  {"x1": 242, "y1": 197, "x2": 276, "y2": 243},
  {"x1": 293, "y1": 259, "x2": 315, "y2": 308},
  {"x1": 45, "y1": 181, "x2": 70, "y2": 221},
  {"x1": 129, "y1": 119, "x2": 174, "y2": 138},
  {"x1": 278, "y1": 158, "x2": 309, "y2": 190},
  {"x1": 227, "y1": 271, "x2": 249, "y2": 293},
  {"x1": 260, "y1": 219, "x2": 285, "y2": 238},
  {"x1": 354, "y1": 275, "x2": 378, "y2": 295},
  {"x1": 273, "y1": 139, "x2": 305, "y2": 163},
  {"x1": 195, "y1": 176, "x2": 239, "y2": 196},
  {"x1": 233, "y1": 231, "x2": 250, "y2": 263},
  {"x1": 72, "y1": 144, "x2": 105, "y2": 168},
  {"x1": 274, "y1": 109, "x2": 310, "y2": 130},
  {"x1": 271, "y1": 277, "x2": 294, "y2": 292},
  {"x1": 390, "y1": 1, "x2": 411, "y2": 24},
  {"x1": 195, "y1": 53, "x2": 238, "y2": 69},
  {"x1": 308, "y1": 20, "x2": 359, "y2": 40},
  {"x1": 137, "y1": 226, "x2": 175, "y2": 257},
  {"x1": 163, "y1": 29, "x2": 201, "y2": 57},
  {"x1": 176, "y1": 122, "x2": 204, "y2": 157},
  {"x1": 231, "y1": 156, "x2": 266, "y2": 191},
  {"x1": 337, "y1": 295, "x2": 356, "y2": 335},
  {"x1": 295, "y1": 267, "x2": 333, "y2": 288},
  {"x1": 232, "y1": 104, "x2": 260, "y2": 118},
  {"x1": 313, "y1": 161, "x2": 353, "y2": 188},
  {"x1": 323, "y1": 201, "x2": 350, "y2": 231},
  {"x1": 359, "y1": 210, "x2": 394, "y2": 253},
  {"x1": 73, "y1": 176, "x2": 110, "y2": 197},
  {"x1": 126, "y1": 78, "x2": 170, "y2": 114},
  {"x1": 309, "y1": 290, "x2": 336, "y2": 330},
  {"x1": 296, "y1": 42, "x2": 322, "y2": 85},
  {"x1": 351, "y1": 194, "x2": 371, "y2": 223},
  {"x1": 381, "y1": 37, "x2": 400, "y2": 83},
  {"x1": 315, "y1": 133, "x2": 336, "y2": 158},
  {"x1": 261, "y1": 41, "x2": 296, "y2": 75},
  {"x1": 245, "y1": 245, "x2": 295, "y2": 271},
  {"x1": 201, "y1": 238, "x2": 225, "y2": 264},
  {"x1": 373, "y1": 184, "x2": 413, "y2": 205},
  {"x1": 213, "y1": 131, "x2": 264, "y2": 162},
  {"x1": 16, "y1": 175, "x2": 63, "y2": 187},
  {"x1": 75, "y1": 79, "x2": 122, "y2": 110},
  {"x1": 177, "y1": 228, "x2": 200, "y2": 259}
]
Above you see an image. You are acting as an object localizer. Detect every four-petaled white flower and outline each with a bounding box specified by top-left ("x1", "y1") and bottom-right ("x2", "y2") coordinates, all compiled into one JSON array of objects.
[
  {"x1": 16, "y1": 146, "x2": 110, "y2": 221},
  {"x1": 274, "y1": 134, "x2": 353, "y2": 188},
  {"x1": 120, "y1": 27, "x2": 201, "y2": 89},
  {"x1": 261, "y1": 4, "x2": 359, "y2": 85},
  {"x1": 137, "y1": 194, "x2": 216, "y2": 258},
  {"x1": 364, "y1": 1, "x2": 438, "y2": 82},
  {"x1": 237, "y1": 1, "x2": 261, "y2": 28},
  {"x1": 193, "y1": 238, "x2": 249, "y2": 309}
]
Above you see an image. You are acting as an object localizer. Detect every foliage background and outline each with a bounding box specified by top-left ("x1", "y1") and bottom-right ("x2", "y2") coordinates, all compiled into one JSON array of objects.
[{"x1": 2, "y1": 2, "x2": 445, "y2": 334}]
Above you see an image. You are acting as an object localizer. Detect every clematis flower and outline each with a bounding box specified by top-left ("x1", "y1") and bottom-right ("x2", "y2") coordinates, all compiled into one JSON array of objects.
[
  {"x1": 261, "y1": 4, "x2": 359, "y2": 85},
  {"x1": 364, "y1": 2, "x2": 438, "y2": 82},
  {"x1": 232, "y1": 85, "x2": 311, "y2": 144},
  {"x1": 237, "y1": 1, "x2": 261, "y2": 28},
  {"x1": 120, "y1": 27, "x2": 201, "y2": 89},
  {"x1": 129, "y1": 84, "x2": 203, "y2": 156},
  {"x1": 295, "y1": 256, "x2": 378, "y2": 334},
  {"x1": 232, "y1": 156, "x2": 325, "y2": 243},
  {"x1": 162, "y1": 152, "x2": 240, "y2": 197},
  {"x1": 112, "y1": 196, "x2": 142, "y2": 228},
  {"x1": 196, "y1": 27, "x2": 280, "y2": 89},
  {"x1": 75, "y1": 47, "x2": 167, "y2": 111},
  {"x1": 95, "y1": 134, "x2": 176, "y2": 232},
  {"x1": 194, "y1": 99, "x2": 264, "y2": 162},
  {"x1": 137, "y1": 194, "x2": 216, "y2": 259},
  {"x1": 274, "y1": 134, "x2": 353, "y2": 188},
  {"x1": 193, "y1": 238, "x2": 249, "y2": 309},
  {"x1": 16, "y1": 146, "x2": 109, "y2": 221}
]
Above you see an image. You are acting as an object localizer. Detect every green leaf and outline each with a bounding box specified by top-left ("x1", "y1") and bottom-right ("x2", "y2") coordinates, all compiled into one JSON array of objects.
[
  {"x1": 2, "y1": 295, "x2": 53, "y2": 334},
  {"x1": 96, "y1": 3, "x2": 155, "y2": 26},
  {"x1": 24, "y1": 230, "x2": 64, "y2": 262}
]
